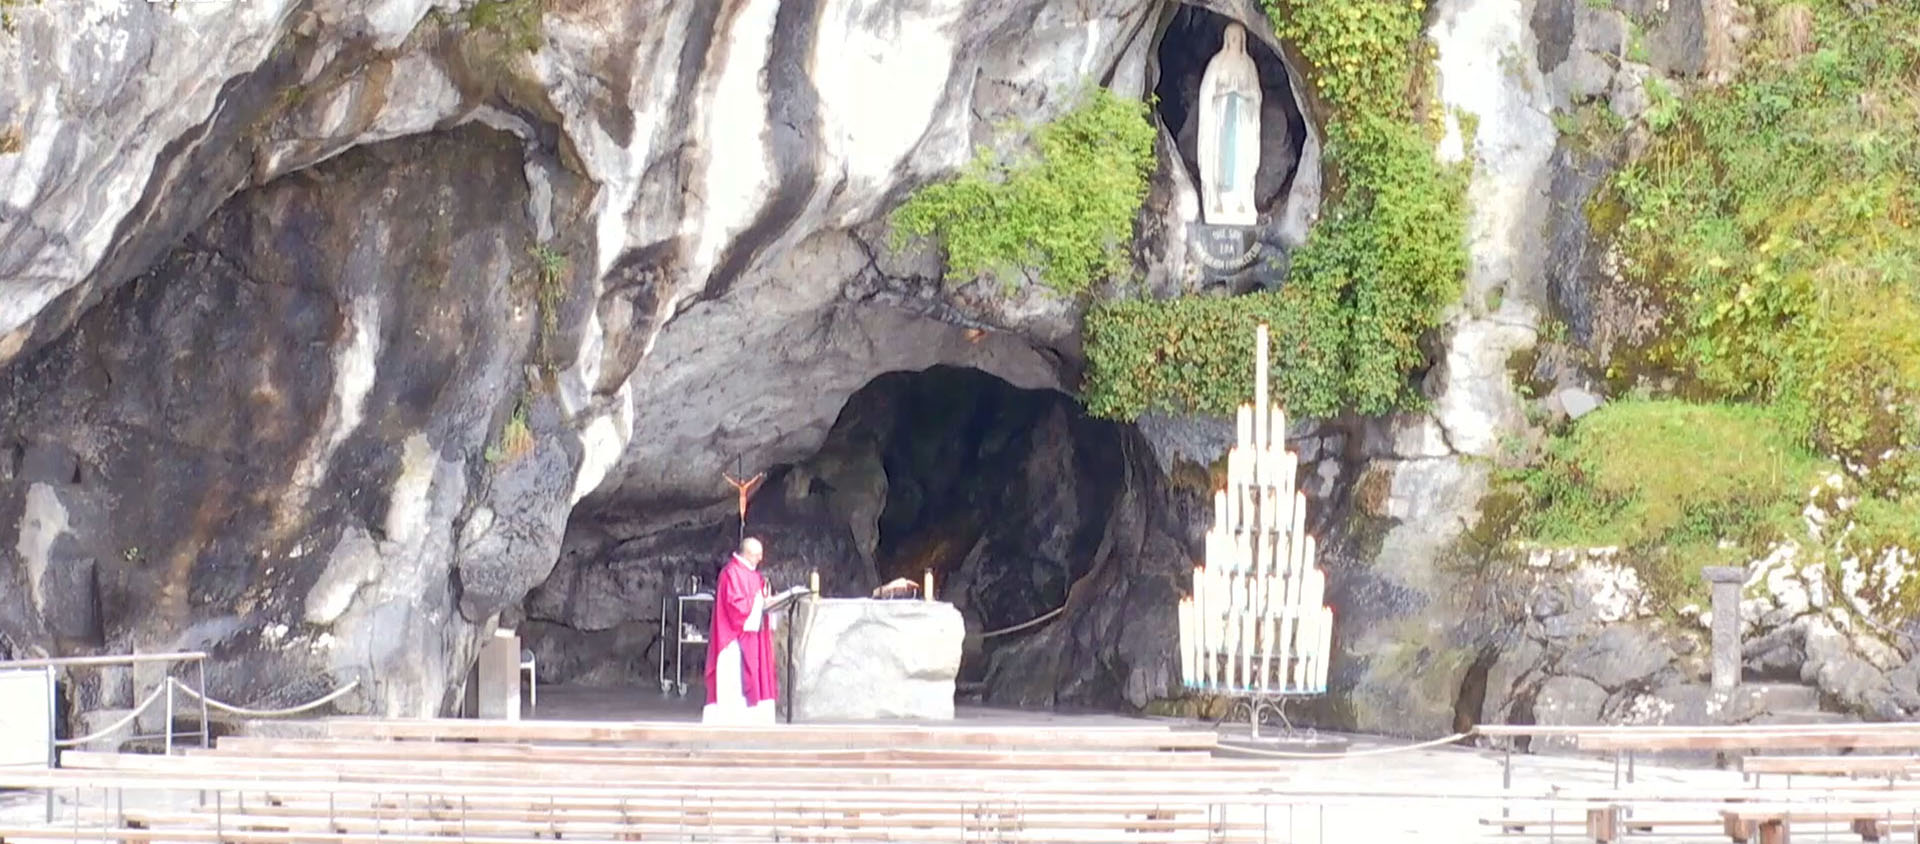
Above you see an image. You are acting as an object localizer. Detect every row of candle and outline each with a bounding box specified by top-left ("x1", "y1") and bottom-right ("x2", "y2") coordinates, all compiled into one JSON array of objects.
[{"x1": 1173, "y1": 324, "x2": 1333, "y2": 696}]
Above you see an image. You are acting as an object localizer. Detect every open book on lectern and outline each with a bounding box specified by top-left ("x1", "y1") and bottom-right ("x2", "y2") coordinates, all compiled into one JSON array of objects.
[{"x1": 765, "y1": 585, "x2": 812, "y2": 614}]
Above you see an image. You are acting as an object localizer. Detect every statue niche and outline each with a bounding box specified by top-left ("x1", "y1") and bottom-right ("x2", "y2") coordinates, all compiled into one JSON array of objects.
[{"x1": 1196, "y1": 23, "x2": 1262, "y2": 228}]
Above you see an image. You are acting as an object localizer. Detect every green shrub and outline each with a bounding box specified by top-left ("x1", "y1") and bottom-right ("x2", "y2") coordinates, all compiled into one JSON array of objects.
[
  {"x1": 1082, "y1": 0, "x2": 1469, "y2": 420},
  {"x1": 889, "y1": 86, "x2": 1157, "y2": 294},
  {"x1": 485, "y1": 400, "x2": 535, "y2": 465}
]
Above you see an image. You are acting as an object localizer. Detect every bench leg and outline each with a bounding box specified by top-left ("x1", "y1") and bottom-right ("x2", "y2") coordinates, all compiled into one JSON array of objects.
[
  {"x1": 1758, "y1": 818, "x2": 1790, "y2": 844},
  {"x1": 1588, "y1": 806, "x2": 1620, "y2": 843},
  {"x1": 1726, "y1": 816, "x2": 1757, "y2": 843},
  {"x1": 1850, "y1": 817, "x2": 1886, "y2": 842}
]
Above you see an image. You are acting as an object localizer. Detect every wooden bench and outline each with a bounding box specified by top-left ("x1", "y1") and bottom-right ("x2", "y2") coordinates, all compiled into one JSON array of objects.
[
  {"x1": 322, "y1": 717, "x2": 1222, "y2": 751},
  {"x1": 1582, "y1": 730, "x2": 1920, "y2": 754},
  {"x1": 1479, "y1": 812, "x2": 1730, "y2": 841},
  {"x1": 1720, "y1": 806, "x2": 1920, "y2": 844},
  {"x1": 113, "y1": 804, "x2": 1270, "y2": 843},
  {"x1": 203, "y1": 736, "x2": 1244, "y2": 771},
  {"x1": 56, "y1": 750, "x2": 1300, "y2": 795},
  {"x1": 1742, "y1": 755, "x2": 1920, "y2": 786},
  {"x1": 1477, "y1": 723, "x2": 1920, "y2": 793}
]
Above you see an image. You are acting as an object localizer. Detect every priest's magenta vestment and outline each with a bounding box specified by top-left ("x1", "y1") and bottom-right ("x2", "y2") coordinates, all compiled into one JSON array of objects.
[{"x1": 702, "y1": 553, "x2": 778, "y2": 722}]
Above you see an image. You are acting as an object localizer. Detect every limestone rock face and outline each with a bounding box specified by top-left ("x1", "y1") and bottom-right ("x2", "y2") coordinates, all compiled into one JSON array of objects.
[
  {"x1": 0, "y1": 0, "x2": 1174, "y2": 717},
  {"x1": 1, "y1": 128, "x2": 576, "y2": 714},
  {"x1": 789, "y1": 599, "x2": 964, "y2": 722},
  {"x1": 1321, "y1": 0, "x2": 1753, "y2": 737},
  {"x1": 0, "y1": 0, "x2": 1820, "y2": 737}
]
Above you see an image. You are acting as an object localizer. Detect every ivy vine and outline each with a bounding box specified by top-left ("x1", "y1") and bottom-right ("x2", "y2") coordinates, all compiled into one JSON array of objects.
[
  {"x1": 1082, "y1": 0, "x2": 1469, "y2": 421},
  {"x1": 889, "y1": 86, "x2": 1158, "y2": 294}
]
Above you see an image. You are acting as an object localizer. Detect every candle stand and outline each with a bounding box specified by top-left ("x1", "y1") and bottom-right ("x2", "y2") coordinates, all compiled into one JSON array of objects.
[{"x1": 1176, "y1": 324, "x2": 1339, "y2": 750}]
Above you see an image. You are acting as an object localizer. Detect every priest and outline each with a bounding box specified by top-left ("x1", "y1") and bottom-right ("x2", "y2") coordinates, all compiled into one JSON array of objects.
[{"x1": 702, "y1": 536, "x2": 779, "y2": 724}]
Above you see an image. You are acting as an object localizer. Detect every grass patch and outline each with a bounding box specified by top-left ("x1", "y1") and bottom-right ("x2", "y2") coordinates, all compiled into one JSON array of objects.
[
  {"x1": 889, "y1": 86, "x2": 1157, "y2": 294},
  {"x1": 1517, "y1": 400, "x2": 1830, "y2": 606},
  {"x1": 1551, "y1": 102, "x2": 1627, "y2": 154},
  {"x1": 1598, "y1": 0, "x2": 1919, "y2": 493},
  {"x1": 464, "y1": 0, "x2": 544, "y2": 54},
  {"x1": 529, "y1": 245, "x2": 567, "y2": 338},
  {"x1": 1082, "y1": 0, "x2": 1469, "y2": 421}
]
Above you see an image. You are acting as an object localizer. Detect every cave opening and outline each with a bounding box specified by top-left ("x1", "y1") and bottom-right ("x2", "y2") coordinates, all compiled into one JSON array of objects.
[
  {"x1": 784, "y1": 365, "x2": 1135, "y2": 685},
  {"x1": 523, "y1": 364, "x2": 1153, "y2": 697},
  {"x1": 1152, "y1": 5, "x2": 1310, "y2": 216}
]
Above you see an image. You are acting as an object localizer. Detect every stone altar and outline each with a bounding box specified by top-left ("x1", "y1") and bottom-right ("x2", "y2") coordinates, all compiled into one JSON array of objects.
[
  {"x1": 0, "y1": 668, "x2": 53, "y2": 767},
  {"x1": 785, "y1": 598, "x2": 963, "y2": 722},
  {"x1": 476, "y1": 631, "x2": 523, "y2": 720}
]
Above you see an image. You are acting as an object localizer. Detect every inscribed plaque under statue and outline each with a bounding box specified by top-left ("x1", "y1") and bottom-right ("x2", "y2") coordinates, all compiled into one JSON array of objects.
[{"x1": 1197, "y1": 23, "x2": 1263, "y2": 227}]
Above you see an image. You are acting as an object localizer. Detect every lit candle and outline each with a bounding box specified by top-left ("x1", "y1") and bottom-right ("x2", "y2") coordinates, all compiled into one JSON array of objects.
[
  {"x1": 923, "y1": 568, "x2": 934, "y2": 601},
  {"x1": 1177, "y1": 598, "x2": 1194, "y2": 687},
  {"x1": 1313, "y1": 606, "x2": 1328, "y2": 690}
]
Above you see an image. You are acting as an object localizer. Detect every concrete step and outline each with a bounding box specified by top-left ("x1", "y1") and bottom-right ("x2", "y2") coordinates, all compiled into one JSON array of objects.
[
  {"x1": 1746, "y1": 709, "x2": 1853, "y2": 726},
  {"x1": 1732, "y1": 682, "x2": 1823, "y2": 715},
  {"x1": 72, "y1": 709, "x2": 135, "y2": 753}
]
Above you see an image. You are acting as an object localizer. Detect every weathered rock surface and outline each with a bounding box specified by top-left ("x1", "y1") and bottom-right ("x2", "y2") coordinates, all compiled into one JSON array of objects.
[
  {"x1": 6, "y1": 0, "x2": 1875, "y2": 742},
  {"x1": 2, "y1": 0, "x2": 1216, "y2": 716},
  {"x1": 1477, "y1": 524, "x2": 1920, "y2": 733},
  {"x1": 1322, "y1": 0, "x2": 1771, "y2": 738},
  {"x1": 1, "y1": 128, "x2": 580, "y2": 714},
  {"x1": 790, "y1": 599, "x2": 964, "y2": 722}
]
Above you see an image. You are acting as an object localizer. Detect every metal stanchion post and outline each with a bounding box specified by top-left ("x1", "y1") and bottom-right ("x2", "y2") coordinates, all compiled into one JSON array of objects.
[
  {"x1": 196, "y1": 659, "x2": 210, "y2": 749},
  {"x1": 1502, "y1": 746, "x2": 1514, "y2": 826},
  {"x1": 163, "y1": 677, "x2": 174, "y2": 756},
  {"x1": 45, "y1": 666, "x2": 57, "y2": 823}
]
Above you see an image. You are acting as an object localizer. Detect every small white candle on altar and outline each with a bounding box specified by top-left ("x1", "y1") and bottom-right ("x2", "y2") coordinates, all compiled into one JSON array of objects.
[
  {"x1": 809, "y1": 570, "x2": 820, "y2": 594},
  {"x1": 923, "y1": 568, "x2": 934, "y2": 601}
]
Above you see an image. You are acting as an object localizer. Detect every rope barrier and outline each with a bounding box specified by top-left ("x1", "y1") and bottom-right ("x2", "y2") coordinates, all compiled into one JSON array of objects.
[
  {"x1": 1216, "y1": 731, "x2": 1475, "y2": 759},
  {"x1": 169, "y1": 677, "x2": 361, "y2": 717},
  {"x1": 52, "y1": 682, "x2": 171, "y2": 748},
  {"x1": 979, "y1": 606, "x2": 1066, "y2": 639}
]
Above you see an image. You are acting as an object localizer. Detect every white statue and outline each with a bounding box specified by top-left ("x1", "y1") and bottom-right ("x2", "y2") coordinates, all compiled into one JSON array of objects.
[{"x1": 1196, "y1": 23, "x2": 1263, "y2": 227}]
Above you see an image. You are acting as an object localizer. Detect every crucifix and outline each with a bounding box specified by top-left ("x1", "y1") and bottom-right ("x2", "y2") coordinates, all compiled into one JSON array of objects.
[{"x1": 722, "y1": 469, "x2": 765, "y2": 539}]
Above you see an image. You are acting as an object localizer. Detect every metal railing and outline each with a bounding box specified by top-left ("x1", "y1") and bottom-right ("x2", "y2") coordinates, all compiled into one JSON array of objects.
[{"x1": 0, "y1": 651, "x2": 211, "y2": 763}]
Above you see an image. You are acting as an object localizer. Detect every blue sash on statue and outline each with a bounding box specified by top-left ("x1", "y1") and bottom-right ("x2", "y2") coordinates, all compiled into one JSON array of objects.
[{"x1": 1218, "y1": 92, "x2": 1245, "y2": 193}]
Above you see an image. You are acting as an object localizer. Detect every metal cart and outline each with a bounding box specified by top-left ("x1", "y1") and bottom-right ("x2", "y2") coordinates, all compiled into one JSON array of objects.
[{"x1": 658, "y1": 577, "x2": 711, "y2": 696}]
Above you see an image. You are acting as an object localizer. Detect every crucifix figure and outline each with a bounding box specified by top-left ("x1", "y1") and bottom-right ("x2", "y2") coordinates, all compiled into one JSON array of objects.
[{"x1": 723, "y1": 471, "x2": 765, "y2": 538}]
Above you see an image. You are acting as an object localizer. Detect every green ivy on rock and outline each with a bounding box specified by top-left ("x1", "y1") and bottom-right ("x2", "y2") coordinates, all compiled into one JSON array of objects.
[
  {"x1": 889, "y1": 87, "x2": 1158, "y2": 294},
  {"x1": 1082, "y1": 0, "x2": 1469, "y2": 421},
  {"x1": 1511, "y1": 0, "x2": 1920, "y2": 611},
  {"x1": 1601, "y1": 0, "x2": 1920, "y2": 495}
]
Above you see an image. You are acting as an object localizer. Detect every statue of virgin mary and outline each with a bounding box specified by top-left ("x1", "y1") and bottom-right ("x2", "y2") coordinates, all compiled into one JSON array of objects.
[{"x1": 1196, "y1": 23, "x2": 1263, "y2": 227}]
